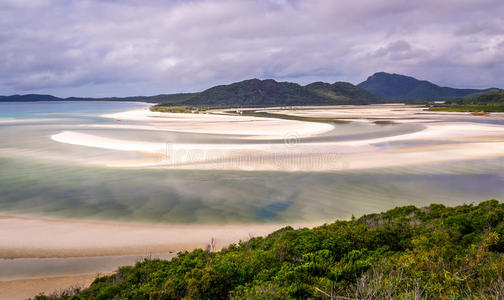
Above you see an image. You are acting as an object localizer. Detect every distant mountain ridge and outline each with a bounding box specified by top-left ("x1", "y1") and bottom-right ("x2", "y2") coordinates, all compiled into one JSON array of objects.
[
  {"x1": 0, "y1": 93, "x2": 196, "y2": 104},
  {"x1": 1, "y1": 94, "x2": 62, "y2": 102},
  {"x1": 1, "y1": 73, "x2": 500, "y2": 105},
  {"x1": 1, "y1": 79, "x2": 382, "y2": 106},
  {"x1": 358, "y1": 72, "x2": 498, "y2": 100},
  {"x1": 183, "y1": 78, "x2": 380, "y2": 107}
]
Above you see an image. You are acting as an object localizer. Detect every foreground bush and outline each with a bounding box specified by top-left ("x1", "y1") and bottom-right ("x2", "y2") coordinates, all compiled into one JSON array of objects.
[{"x1": 35, "y1": 200, "x2": 504, "y2": 299}]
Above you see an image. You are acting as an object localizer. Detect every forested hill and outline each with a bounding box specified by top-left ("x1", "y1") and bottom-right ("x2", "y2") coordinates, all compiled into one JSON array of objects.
[
  {"x1": 0, "y1": 94, "x2": 62, "y2": 102},
  {"x1": 1, "y1": 79, "x2": 382, "y2": 106},
  {"x1": 305, "y1": 81, "x2": 382, "y2": 103},
  {"x1": 0, "y1": 93, "x2": 196, "y2": 104},
  {"x1": 182, "y1": 78, "x2": 382, "y2": 107},
  {"x1": 449, "y1": 89, "x2": 504, "y2": 105},
  {"x1": 35, "y1": 200, "x2": 504, "y2": 299},
  {"x1": 3, "y1": 74, "x2": 500, "y2": 106},
  {"x1": 358, "y1": 72, "x2": 498, "y2": 100},
  {"x1": 429, "y1": 90, "x2": 504, "y2": 112}
]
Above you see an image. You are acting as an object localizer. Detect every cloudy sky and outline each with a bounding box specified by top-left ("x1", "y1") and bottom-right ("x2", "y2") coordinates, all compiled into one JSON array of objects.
[{"x1": 1, "y1": 0, "x2": 503, "y2": 97}]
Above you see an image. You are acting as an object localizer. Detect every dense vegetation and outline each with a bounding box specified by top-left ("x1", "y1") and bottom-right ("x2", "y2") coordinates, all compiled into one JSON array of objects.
[
  {"x1": 180, "y1": 79, "x2": 382, "y2": 107},
  {"x1": 35, "y1": 200, "x2": 504, "y2": 299},
  {"x1": 305, "y1": 81, "x2": 382, "y2": 104},
  {"x1": 1, "y1": 79, "x2": 380, "y2": 107},
  {"x1": 183, "y1": 79, "x2": 321, "y2": 107},
  {"x1": 358, "y1": 72, "x2": 497, "y2": 100},
  {"x1": 429, "y1": 90, "x2": 504, "y2": 112},
  {"x1": 1, "y1": 78, "x2": 383, "y2": 107}
]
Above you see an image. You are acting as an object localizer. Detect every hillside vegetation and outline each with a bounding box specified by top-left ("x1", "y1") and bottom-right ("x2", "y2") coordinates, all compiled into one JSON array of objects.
[
  {"x1": 358, "y1": 72, "x2": 497, "y2": 100},
  {"x1": 180, "y1": 79, "x2": 382, "y2": 107},
  {"x1": 4, "y1": 73, "x2": 500, "y2": 106},
  {"x1": 1, "y1": 79, "x2": 380, "y2": 107},
  {"x1": 305, "y1": 81, "x2": 381, "y2": 104},
  {"x1": 35, "y1": 200, "x2": 504, "y2": 299},
  {"x1": 429, "y1": 90, "x2": 504, "y2": 112}
]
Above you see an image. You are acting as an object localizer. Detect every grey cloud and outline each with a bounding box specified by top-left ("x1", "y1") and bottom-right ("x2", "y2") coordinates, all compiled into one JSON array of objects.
[
  {"x1": 455, "y1": 20, "x2": 504, "y2": 36},
  {"x1": 372, "y1": 40, "x2": 430, "y2": 62},
  {"x1": 374, "y1": 40, "x2": 411, "y2": 56},
  {"x1": 0, "y1": 0, "x2": 503, "y2": 97}
]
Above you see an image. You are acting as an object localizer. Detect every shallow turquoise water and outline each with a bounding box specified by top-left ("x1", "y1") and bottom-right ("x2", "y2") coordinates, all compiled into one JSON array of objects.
[{"x1": 0, "y1": 101, "x2": 144, "y2": 119}]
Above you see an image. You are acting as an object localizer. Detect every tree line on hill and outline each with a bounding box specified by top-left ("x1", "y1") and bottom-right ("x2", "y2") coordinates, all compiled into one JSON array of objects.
[
  {"x1": 2, "y1": 72, "x2": 501, "y2": 108},
  {"x1": 429, "y1": 90, "x2": 504, "y2": 112}
]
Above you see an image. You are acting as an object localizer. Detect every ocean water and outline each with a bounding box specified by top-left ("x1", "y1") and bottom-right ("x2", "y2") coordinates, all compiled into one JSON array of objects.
[
  {"x1": 0, "y1": 101, "x2": 145, "y2": 120},
  {"x1": 0, "y1": 101, "x2": 503, "y2": 224}
]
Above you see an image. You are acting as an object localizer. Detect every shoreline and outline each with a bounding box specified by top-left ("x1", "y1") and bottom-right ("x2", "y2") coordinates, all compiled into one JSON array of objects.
[
  {"x1": 0, "y1": 273, "x2": 101, "y2": 300},
  {"x1": 0, "y1": 214, "x2": 311, "y2": 259},
  {"x1": 0, "y1": 253, "x2": 177, "y2": 281},
  {"x1": 0, "y1": 215, "x2": 313, "y2": 298}
]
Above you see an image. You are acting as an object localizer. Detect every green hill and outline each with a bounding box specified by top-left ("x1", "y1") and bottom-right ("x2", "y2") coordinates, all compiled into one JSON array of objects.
[
  {"x1": 449, "y1": 89, "x2": 504, "y2": 105},
  {"x1": 177, "y1": 78, "x2": 383, "y2": 107},
  {"x1": 183, "y1": 79, "x2": 325, "y2": 107},
  {"x1": 34, "y1": 200, "x2": 504, "y2": 299},
  {"x1": 305, "y1": 81, "x2": 382, "y2": 104},
  {"x1": 430, "y1": 90, "x2": 504, "y2": 112},
  {"x1": 1, "y1": 79, "x2": 380, "y2": 107},
  {"x1": 358, "y1": 72, "x2": 498, "y2": 100},
  {"x1": 0, "y1": 93, "x2": 196, "y2": 104},
  {"x1": 0, "y1": 94, "x2": 62, "y2": 102},
  {"x1": 4, "y1": 74, "x2": 499, "y2": 106}
]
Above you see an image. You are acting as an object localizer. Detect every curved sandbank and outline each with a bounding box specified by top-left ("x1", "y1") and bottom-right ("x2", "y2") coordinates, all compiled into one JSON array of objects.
[
  {"x1": 102, "y1": 108, "x2": 334, "y2": 139},
  {"x1": 49, "y1": 105, "x2": 504, "y2": 171}
]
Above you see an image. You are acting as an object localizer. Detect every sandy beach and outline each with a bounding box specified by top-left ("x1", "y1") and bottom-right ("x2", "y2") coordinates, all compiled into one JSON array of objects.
[
  {"x1": 0, "y1": 215, "x2": 291, "y2": 259},
  {"x1": 0, "y1": 273, "x2": 101, "y2": 300},
  {"x1": 102, "y1": 108, "x2": 334, "y2": 139}
]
